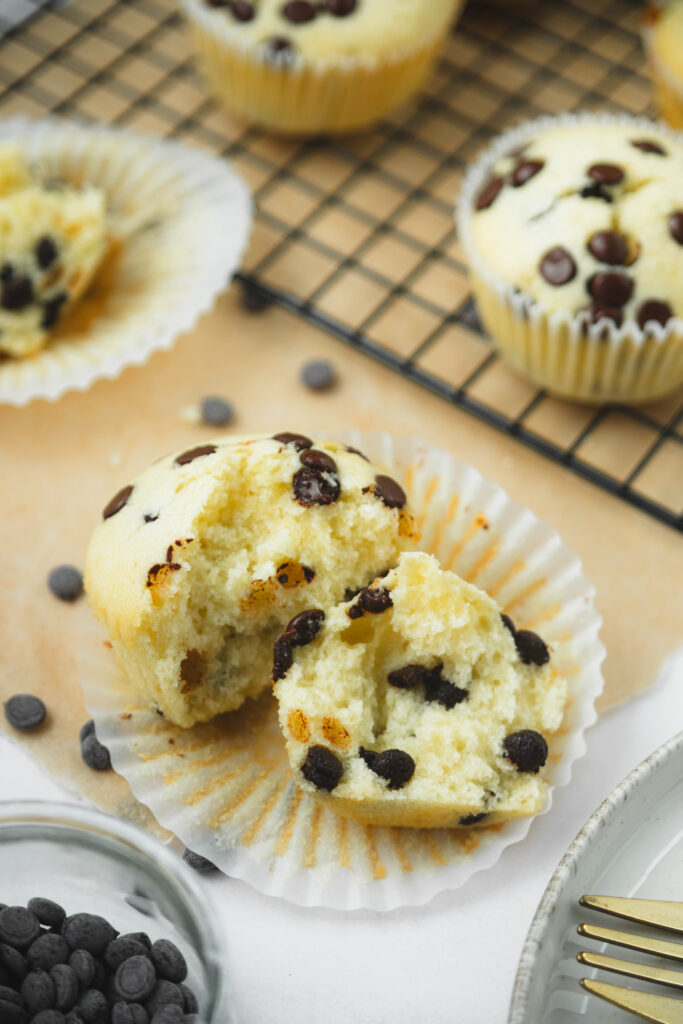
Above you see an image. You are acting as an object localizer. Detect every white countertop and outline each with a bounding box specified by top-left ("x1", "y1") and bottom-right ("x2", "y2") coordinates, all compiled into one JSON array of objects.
[{"x1": 1, "y1": 646, "x2": 681, "y2": 1024}]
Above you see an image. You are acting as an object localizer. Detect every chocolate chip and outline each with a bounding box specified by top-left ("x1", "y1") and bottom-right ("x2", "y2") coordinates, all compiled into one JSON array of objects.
[
  {"x1": 0, "y1": 986, "x2": 22, "y2": 1007},
  {"x1": 579, "y1": 182, "x2": 612, "y2": 202},
  {"x1": 200, "y1": 396, "x2": 234, "y2": 426},
  {"x1": 174, "y1": 445, "x2": 217, "y2": 467},
  {"x1": 387, "y1": 664, "x2": 432, "y2": 689},
  {"x1": 539, "y1": 246, "x2": 576, "y2": 286},
  {"x1": 637, "y1": 299, "x2": 673, "y2": 329},
  {"x1": 301, "y1": 359, "x2": 336, "y2": 391},
  {"x1": 424, "y1": 666, "x2": 468, "y2": 709},
  {"x1": 78, "y1": 988, "x2": 107, "y2": 1023},
  {"x1": 514, "y1": 629, "x2": 550, "y2": 666},
  {"x1": 112, "y1": 1005, "x2": 148, "y2": 1024},
  {"x1": 631, "y1": 139, "x2": 666, "y2": 155},
  {"x1": 588, "y1": 271, "x2": 633, "y2": 307},
  {"x1": 585, "y1": 303, "x2": 623, "y2": 328},
  {"x1": 264, "y1": 35, "x2": 297, "y2": 61},
  {"x1": 114, "y1": 956, "x2": 156, "y2": 1003},
  {"x1": 62, "y1": 916, "x2": 117, "y2": 958},
  {"x1": 299, "y1": 448, "x2": 337, "y2": 473},
  {"x1": 272, "y1": 635, "x2": 293, "y2": 681},
  {"x1": 103, "y1": 485, "x2": 133, "y2": 520},
  {"x1": 357, "y1": 586, "x2": 392, "y2": 614},
  {"x1": 80, "y1": 734, "x2": 111, "y2": 772},
  {"x1": 36, "y1": 236, "x2": 59, "y2": 270},
  {"x1": 272, "y1": 432, "x2": 312, "y2": 450},
  {"x1": 282, "y1": 0, "x2": 317, "y2": 21},
  {"x1": 149, "y1": 941, "x2": 186, "y2": 985},
  {"x1": 668, "y1": 211, "x2": 683, "y2": 246},
  {"x1": 500, "y1": 613, "x2": 515, "y2": 635},
  {"x1": 588, "y1": 231, "x2": 628, "y2": 265},
  {"x1": 0, "y1": 263, "x2": 13, "y2": 282},
  {"x1": 475, "y1": 176, "x2": 503, "y2": 211},
  {"x1": 284, "y1": 608, "x2": 325, "y2": 647},
  {"x1": 47, "y1": 565, "x2": 84, "y2": 603},
  {"x1": 459, "y1": 812, "x2": 488, "y2": 825},
  {"x1": 40, "y1": 290, "x2": 68, "y2": 330},
  {"x1": 358, "y1": 746, "x2": 377, "y2": 769},
  {"x1": 143, "y1": 513, "x2": 159, "y2": 524},
  {"x1": 1, "y1": 275, "x2": 34, "y2": 311},
  {"x1": 373, "y1": 474, "x2": 406, "y2": 508},
  {"x1": 68, "y1": 950, "x2": 95, "y2": 989},
  {"x1": 145, "y1": 980, "x2": 184, "y2": 1016},
  {"x1": 239, "y1": 279, "x2": 272, "y2": 312},
  {"x1": 4, "y1": 694, "x2": 47, "y2": 732},
  {"x1": 511, "y1": 159, "x2": 544, "y2": 187},
  {"x1": 0, "y1": 907, "x2": 41, "y2": 950},
  {"x1": 180, "y1": 983, "x2": 198, "y2": 1014},
  {"x1": 503, "y1": 729, "x2": 548, "y2": 773},
  {"x1": 368, "y1": 749, "x2": 415, "y2": 789},
  {"x1": 324, "y1": 0, "x2": 356, "y2": 13},
  {"x1": 50, "y1": 964, "x2": 79, "y2": 1012},
  {"x1": 21, "y1": 968, "x2": 55, "y2": 1014},
  {"x1": 79, "y1": 720, "x2": 95, "y2": 744},
  {"x1": 150, "y1": 1007, "x2": 184, "y2": 1024},
  {"x1": 0, "y1": 1001, "x2": 25, "y2": 1024},
  {"x1": 344, "y1": 445, "x2": 369, "y2": 461},
  {"x1": 104, "y1": 937, "x2": 149, "y2": 973},
  {"x1": 27, "y1": 934, "x2": 70, "y2": 971},
  {"x1": 182, "y1": 849, "x2": 218, "y2": 874},
  {"x1": 292, "y1": 466, "x2": 340, "y2": 506},
  {"x1": 231, "y1": 0, "x2": 254, "y2": 19},
  {"x1": 587, "y1": 163, "x2": 623, "y2": 185},
  {"x1": 301, "y1": 746, "x2": 343, "y2": 791},
  {"x1": 0, "y1": 942, "x2": 28, "y2": 981}
]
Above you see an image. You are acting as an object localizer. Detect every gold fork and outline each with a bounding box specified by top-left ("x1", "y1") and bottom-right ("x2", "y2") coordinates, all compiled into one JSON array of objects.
[{"x1": 577, "y1": 895, "x2": 683, "y2": 1023}]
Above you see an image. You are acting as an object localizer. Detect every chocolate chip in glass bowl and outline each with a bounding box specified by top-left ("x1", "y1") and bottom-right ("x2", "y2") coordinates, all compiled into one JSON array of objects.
[
  {"x1": 668, "y1": 211, "x2": 683, "y2": 246},
  {"x1": 4, "y1": 695, "x2": 47, "y2": 732},
  {"x1": 27, "y1": 899, "x2": 65, "y2": 931},
  {"x1": 374, "y1": 474, "x2": 406, "y2": 508},
  {"x1": 114, "y1": 955, "x2": 157, "y2": 1002},
  {"x1": 511, "y1": 159, "x2": 544, "y2": 187},
  {"x1": 514, "y1": 629, "x2": 550, "y2": 666},
  {"x1": 503, "y1": 729, "x2": 548, "y2": 773},
  {"x1": 47, "y1": 565, "x2": 84, "y2": 603},
  {"x1": 587, "y1": 163, "x2": 624, "y2": 185},
  {"x1": 587, "y1": 230, "x2": 628, "y2": 265},
  {"x1": 539, "y1": 247, "x2": 576, "y2": 286},
  {"x1": 587, "y1": 271, "x2": 633, "y2": 307},
  {"x1": 475, "y1": 176, "x2": 503, "y2": 211},
  {"x1": 112, "y1": 1003, "x2": 149, "y2": 1024},
  {"x1": 631, "y1": 138, "x2": 667, "y2": 155},
  {"x1": 636, "y1": 299, "x2": 674, "y2": 330},
  {"x1": 301, "y1": 745, "x2": 343, "y2": 791},
  {"x1": 0, "y1": 907, "x2": 41, "y2": 950},
  {"x1": 282, "y1": 0, "x2": 317, "y2": 22},
  {"x1": 62, "y1": 914, "x2": 117, "y2": 957},
  {"x1": 103, "y1": 485, "x2": 133, "y2": 520},
  {"x1": 368, "y1": 749, "x2": 415, "y2": 789}
]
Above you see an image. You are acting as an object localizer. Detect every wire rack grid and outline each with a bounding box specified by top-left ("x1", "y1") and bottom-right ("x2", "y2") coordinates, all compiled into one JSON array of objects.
[{"x1": 0, "y1": 0, "x2": 681, "y2": 531}]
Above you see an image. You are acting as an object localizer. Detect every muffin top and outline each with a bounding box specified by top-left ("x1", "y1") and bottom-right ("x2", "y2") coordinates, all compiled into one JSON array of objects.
[
  {"x1": 468, "y1": 120, "x2": 683, "y2": 331},
  {"x1": 193, "y1": 0, "x2": 456, "y2": 61}
]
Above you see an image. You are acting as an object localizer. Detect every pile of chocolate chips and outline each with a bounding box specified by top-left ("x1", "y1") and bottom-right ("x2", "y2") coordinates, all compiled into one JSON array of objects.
[{"x1": 0, "y1": 901, "x2": 200, "y2": 1023}]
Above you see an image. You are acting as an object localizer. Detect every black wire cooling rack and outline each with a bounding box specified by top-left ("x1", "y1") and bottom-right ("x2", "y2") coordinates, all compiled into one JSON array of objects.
[{"x1": 1, "y1": 0, "x2": 681, "y2": 530}]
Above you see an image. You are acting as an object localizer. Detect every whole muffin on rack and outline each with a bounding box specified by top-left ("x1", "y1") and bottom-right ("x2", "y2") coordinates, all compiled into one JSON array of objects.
[
  {"x1": 85, "y1": 433, "x2": 415, "y2": 728},
  {"x1": 457, "y1": 113, "x2": 683, "y2": 403},
  {"x1": 642, "y1": 3, "x2": 683, "y2": 129},
  {"x1": 272, "y1": 552, "x2": 566, "y2": 829},
  {"x1": 179, "y1": 0, "x2": 463, "y2": 135}
]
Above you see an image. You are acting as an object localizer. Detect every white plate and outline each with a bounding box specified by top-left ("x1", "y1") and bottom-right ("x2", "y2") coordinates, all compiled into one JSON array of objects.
[{"x1": 509, "y1": 730, "x2": 683, "y2": 1022}]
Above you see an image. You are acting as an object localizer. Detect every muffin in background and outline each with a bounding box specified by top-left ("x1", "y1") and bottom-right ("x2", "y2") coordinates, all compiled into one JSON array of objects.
[
  {"x1": 457, "y1": 112, "x2": 683, "y2": 404},
  {"x1": 643, "y1": 3, "x2": 683, "y2": 129},
  {"x1": 180, "y1": 0, "x2": 462, "y2": 136}
]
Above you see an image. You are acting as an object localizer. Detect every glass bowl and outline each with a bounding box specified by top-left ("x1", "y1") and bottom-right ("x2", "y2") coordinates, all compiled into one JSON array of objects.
[{"x1": 0, "y1": 800, "x2": 229, "y2": 1022}]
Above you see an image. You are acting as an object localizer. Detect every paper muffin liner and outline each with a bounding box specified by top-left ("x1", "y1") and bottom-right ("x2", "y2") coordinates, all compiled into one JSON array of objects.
[
  {"x1": 180, "y1": 0, "x2": 462, "y2": 136},
  {"x1": 642, "y1": 14, "x2": 683, "y2": 130},
  {"x1": 456, "y1": 111, "x2": 683, "y2": 404},
  {"x1": 0, "y1": 117, "x2": 252, "y2": 406},
  {"x1": 79, "y1": 432, "x2": 604, "y2": 911}
]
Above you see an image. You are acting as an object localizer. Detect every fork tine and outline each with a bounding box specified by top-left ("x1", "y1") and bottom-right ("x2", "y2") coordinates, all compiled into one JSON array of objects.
[
  {"x1": 578, "y1": 923, "x2": 683, "y2": 962},
  {"x1": 580, "y1": 897, "x2": 683, "y2": 934},
  {"x1": 578, "y1": 951, "x2": 683, "y2": 990},
  {"x1": 580, "y1": 978, "x2": 683, "y2": 1023}
]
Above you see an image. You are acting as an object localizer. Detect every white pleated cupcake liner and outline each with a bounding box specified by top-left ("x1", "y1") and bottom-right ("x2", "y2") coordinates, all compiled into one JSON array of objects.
[
  {"x1": 456, "y1": 111, "x2": 683, "y2": 403},
  {"x1": 79, "y1": 432, "x2": 605, "y2": 911},
  {"x1": 0, "y1": 117, "x2": 252, "y2": 405}
]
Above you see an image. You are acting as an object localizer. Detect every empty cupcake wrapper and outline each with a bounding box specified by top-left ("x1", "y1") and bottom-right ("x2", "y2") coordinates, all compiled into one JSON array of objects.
[
  {"x1": 0, "y1": 117, "x2": 252, "y2": 406},
  {"x1": 79, "y1": 432, "x2": 605, "y2": 911}
]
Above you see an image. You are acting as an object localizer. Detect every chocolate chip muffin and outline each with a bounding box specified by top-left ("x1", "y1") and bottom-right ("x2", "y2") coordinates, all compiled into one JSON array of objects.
[
  {"x1": 85, "y1": 434, "x2": 415, "y2": 728},
  {"x1": 272, "y1": 552, "x2": 566, "y2": 829},
  {"x1": 458, "y1": 113, "x2": 683, "y2": 403},
  {"x1": 180, "y1": 0, "x2": 462, "y2": 135},
  {"x1": 0, "y1": 144, "x2": 107, "y2": 358}
]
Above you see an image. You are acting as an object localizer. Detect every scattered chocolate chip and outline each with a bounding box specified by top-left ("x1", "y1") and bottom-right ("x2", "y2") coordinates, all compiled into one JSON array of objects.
[
  {"x1": 301, "y1": 746, "x2": 343, "y2": 792},
  {"x1": 358, "y1": 746, "x2": 377, "y2": 769},
  {"x1": 284, "y1": 608, "x2": 325, "y2": 647},
  {"x1": 368, "y1": 749, "x2": 415, "y2": 789},
  {"x1": 587, "y1": 271, "x2": 633, "y2": 307},
  {"x1": 301, "y1": 359, "x2": 336, "y2": 391},
  {"x1": 585, "y1": 303, "x2": 623, "y2": 328},
  {"x1": 114, "y1": 956, "x2": 156, "y2": 1003},
  {"x1": 282, "y1": 0, "x2": 317, "y2": 21},
  {"x1": 475, "y1": 176, "x2": 503, "y2": 211},
  {"x1": 272, "y1": 635, "x2": 293, "y2": 681},
  {"x1": 579, "y1": 182, "x2": 612, "y2": 202},
  {"x1": 103, "y1": 485, "x2": 133, "y2": 521},
  {"x1": 459, "y1": 812, "x2": 488, "y2": 825},
  {"x1": 149, "y1": 941, "x2": 186, "y2": 985},
  {"x1": 200, "y1": 396, "x2": 234, "y2": 426},
  {"x1": 231, "y1": 0, "x2": 254, "y2": 19},
  {"x1": 174, "y1": 445, "x2": 217, "y2": 467},
  {"x1": 4, "y1": 694, "x2": 47, "y2": 732},
  {"x1": 239, "y1": 278, "x2": 272, "y2": 312},
  {"x1": 292, "y1": 466, "x2": 340, "y2": 507},
  {"x1": 182, "y1": 849, "x2": 218, "y2": 874},
  {"x1": 637, "y1": 299, "x2": 673, "y2": 329},
  {"x1": 631, "y1": 139, "x2": 666, "y2": 155},
  {"x1": 500, "y1": 613, "x2": 515, "y2": 635},
  {"x1": 80, "y1": 734, "x2": 112, "y2": 772},
  {"x1": 27, "y1": 934, "x2": 70, "y2": 971},
  {"x1": 47, "y1": 565, "x2": 84, "y2": 603},
  {"x1": 373, "y1": 474, "x2": 406, "y2": 508},
  {"x1": 0, "y1": 908, "x2": 41, "y2": 950},
  {"x1": 79, "y1": 720, "x2": 95, "y2": 744},
  {"x1": 1, "y1": 275, "x2": 34, "y2": 311},
  {"x1": 143, "y1": 513, "x2": 159, "y2": 524},
  {"x1": 588, "y1": 230, "x2": 628, "y2": 265},
  {"x1": 357, "y1": 586, "x2": 392, "y2": 614},
  {"x1": 272, "y1": 432, "x2": 312, "y2": 450},
  {"x1": 503, "y1": 729, "x2": 548, "y2": 773},
  {"x1": 50, "y1": 963, "x2": 78, "y2": 1012},
  {"x1": 512, "y1": 159, "x2": 544, "y2": 187},
  {"x1": 36, "y1": 237, "x2": 59, "y2": 270},
  {"x1": 539, "y1": 247, "x2": 576, "y2": 286},
  {"x1": 514, "y1": 629, "x2": 550, "y2": 666},
  {"x1": 299, "y1": 448, "x2": 337, "y2": 473},
  {"x1": 587, "y1": 163, "x2": 624, "y2": 185},
  {"x1": 387, "y1": 664, "x2": 432, "y2": 689},
  {"x1": 424, "y1": 666, "x2": 468, "y2": 709},
  {"x1": 62, "y1": 915, "x2": 117, "y2": 958},
  {"x1": 668, "y1": 211, "x2": 683, "y2": 246}
]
